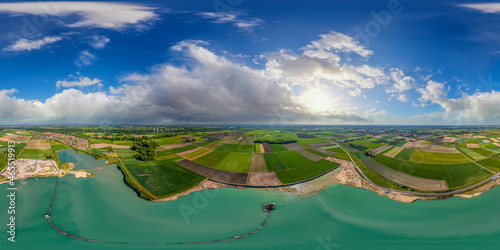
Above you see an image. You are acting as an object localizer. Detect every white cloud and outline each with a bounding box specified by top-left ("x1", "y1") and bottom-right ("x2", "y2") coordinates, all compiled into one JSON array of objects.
[
  {"x1": 75, "y1": 50, "x2": 96, "y2": 67},
  {"x1": 88, "y1": 35, "x2": 110, "y2": 49},
  {"x1": 386, "y1": 68, "x2": 415, "y2": 102},
  {"x1": 262, "y1": 32, "x2": 387, "y2": 98},
  {"x1": 3, "y1": 36, "x2": 62, "y2": 51},
  {"x1": 0, "y1": 2, "x2": 157, "y2": 30},
  {"x1": 303, "y1": 31, "x2": 373, "y2": 58},
  {"x1": 197, "y1": 12, "x2": 263, "y2": 32},
  {"x1": 461, "y1": 3, "x2": 500, "y2": 13},
  {"x1": 56, "y1": 75, "x2": 103, "y2": 88}
]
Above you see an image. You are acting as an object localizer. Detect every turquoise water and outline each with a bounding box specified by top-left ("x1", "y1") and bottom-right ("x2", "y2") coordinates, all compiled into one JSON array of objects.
[{"x1": 2, "y1": 150, "x2": 500, "y2": 249}]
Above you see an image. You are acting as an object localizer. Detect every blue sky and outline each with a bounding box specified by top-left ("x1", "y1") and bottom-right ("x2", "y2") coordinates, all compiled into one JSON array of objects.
[{"x1": 0, "y1": 0, "x2": 499, "y2": 125}]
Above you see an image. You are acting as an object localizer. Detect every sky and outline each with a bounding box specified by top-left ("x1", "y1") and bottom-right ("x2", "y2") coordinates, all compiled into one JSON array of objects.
[{"x1": 0, "y1": 0, "x2": 500, "y2": 125}]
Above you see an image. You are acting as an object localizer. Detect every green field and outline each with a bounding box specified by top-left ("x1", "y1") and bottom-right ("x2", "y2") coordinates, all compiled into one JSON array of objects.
[
  {"x1": 327, "y1": 147, "x2": 349, "y2": 160},
  {"x1": 409, "y1": 151, "x2": 470, "y2": 164},
  {"x1": 350, "y1": 139, "x2": 376, "y2": 145},
  {"x1": 193, "y1": 150, "x2": 230, "y2": 167},
  {"x1": 50, "y1": 142, "x2": 71, "y2": 151},
  {"x1": 304, "y1": 148, "x2": 329, "y2": 157},
  {"x1": 457, "y1": 148, "x2": 487, "y2": 161},
  {"x1": 354, "y1": 151, "x2": 368, "y2": 160},
  {"x1": 115, "y1": 148, "x2": 135, "y2": 158},
  {"x1": 215, "y1": 144, "x2": 253, "y2": 153},
  {"x1": 18, "y1": 148, "x2": 52, "y2": 159},
  {"x1": 296, "y1": 138, "x2": 331, "y2": 147},
  {"x1": 363, "y1": 143, "x2": 387, "y2": 150},
  {"x1": 276, "y1": 151, "x2": 313, "y2": 169},
  {"x1": 394, "y1": 149, "x2": 414, "y2": 160},
  {"x1": 213, "y1": 152, "x2": 252, "y2": 173},
  {"x1": 476, "y1": 158, "x2": 500, "y2": 172},
  {"x1": 183, "y1": 148, "x2": 210, "y2": 159},
  {"x1": 123, "y1": 158, "x2": 205, "y2": 198},
  {"x1": 270, "y1": 144, "x2": 288, "y2": 152},
  {"x1": 373, "y1": 155, "x2": 490, "y2": 189},
  {"x1": 469, "y1": 148, "x2": 496, "y2": 158},
  {"x1": 276, "y1": 160, "x2": 339, "y2": 184},
  {"x1": 157, "y1": 145, "x2": 198, "y2": 156},
  {"x1": 263, "y1": 153, "x2": 287, "y2": 171},
  {"x1": 253, "y1": 143, "x2": 261, "y2": 153}
]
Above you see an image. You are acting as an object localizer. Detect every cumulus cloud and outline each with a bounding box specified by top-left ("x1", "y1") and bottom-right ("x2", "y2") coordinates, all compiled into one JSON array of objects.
[
  {"x1": 3, "y1": 36, "x2": 62, "y2": 51},
  {"x1": 56, "y1": 75, "x2": 103, "y2": 88},
  {"x1": 262, "y1": 32, "x2": 387, "y2": 97},
  {"x1": 415, "y1": 80, "x2": 500, "y2": 124},
  {"x1": 386, "y1": 68, "x2": 416, "y2": 102},
  {"x1": 0, "y1": 2, "x2": 157, "y2": 30},
  {"x1": 197, "y1": 12, "x2": 263, "y2": 32},
  {"x1": 88, "y1": 35, "x2": 110, "y2": 49},
  {"x1": 74, "y1": 50, "x2": 96, "y2": 67}
]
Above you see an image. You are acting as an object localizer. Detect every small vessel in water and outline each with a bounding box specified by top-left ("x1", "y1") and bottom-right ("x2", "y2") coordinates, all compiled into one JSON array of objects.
[{"x1": 263, "y1": 203, "x2": 275, "y2": 212}]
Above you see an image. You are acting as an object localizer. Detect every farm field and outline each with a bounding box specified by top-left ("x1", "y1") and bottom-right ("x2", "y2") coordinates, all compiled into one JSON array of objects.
[
  {"x1": 263, "y1": 153, "x2": 287, "y2": 172},
  {"x1": 213, "y1": 152, "x2": 252, "y2": 173},
  {"x1": 183, "y1": 148, "x2": 212, "y2": 160},
  {"x1": 253, "y1": 143, "x2": 261, "y2": 153},
  {"x1": 50, "y1": 142, "x2": 71, "y2": 151},
  {"x1": 372, "y1": 155, "x2": 491, "y2": 189},
  {"x1": 250, "y1": 154, "x2": 267, "y2": 172},
  {"x1": 276, "y1": 151, "x2": 313, "y2": 169},
  {"x1": 476, "y1": 158, "x2": 500, "y2": 172},
  {"x1": 123, "y1": 158, "x2": 205, "y2": 198},
  {"x1": 275, "y1": 160, "x2": 339, "y2": 184},
  {"x1": 409, "y1": 151, "x2": 470, "y2": 164},
  {"x1": 193, "y1": 150, "x2": 230, "y2": 167},
  {"x1": 18, "y1": 148, "x2": 51, "y2": 159},
  {"x1": 270, "y1": 144, "x2": 288, "y2": 152},
  {"x1": 215, "y1": 144, "x2": 253, "y2": 153},
  {"x1": 157, "y1": 145, "x2": 198, "y2": 156}
]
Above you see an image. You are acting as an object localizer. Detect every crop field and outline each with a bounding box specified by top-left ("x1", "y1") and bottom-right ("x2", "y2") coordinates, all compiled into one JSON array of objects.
[
  {"x1": 469, "y1": 148, "x2": 496, "y2": 158},
  {"x1": 282, "y1": 143, "x2": 305, "y2": 151},
  {"x1": 352, "y1": 144, "x2": 369, "y2": 151},
  {"x1": 409, "y1": 151, "x2": 470, "y2": 164},
  {"x1": 326, "y1": 147, "x2": 349, "y2": 159},
  {"x1": 363, "y1": 143, "x2": 387, "y2": 150},
  {"x1": 361, "y1": 158, "x2": 448, "y2": 191},
  {"x1": 177, "y1": 159, "x2": 249, "y2": 185},
  {"x1": 394, "y1": 148, "x2": 414, "y2": 160},
  {"x1": 296, "y1": 138, "x2": 331, "y2": 147},
  {"x1": 295, "y1": 149, "x2": 324, "y2": 161},
  {"x1": 372, "y1": 155, "x2": 490, "y2": 189},
  {"x1": 476, "y1": 158, "x2": 500, "y2": 172},
  {"x1": 384, "y1": 147, "x2": 403, "y2": 158},
  {"x1": 213, "y1": 152, "x2": 252, "y2": 173},
  {"x1": 276, "y1": 151, "x2": 313, "y2": 169},
  {"x1": 275, "y1": 160, "x2": 339, "y2": 184},
  {"x1": 124, "y1": 159, "x2": 205, "y2": 198},
  {"x1": 350, "y1": 139, "x2": 376, "y2": 145},
  {"x1": 152, "y1": 136, "x2": 188, "y2": 145},
  {"x1": 115, "y1": 148, "x2": 135, "y2": 158},
  {"x1": 253, "y1": 143, "x2": 261, "y2": 153},
  {"x1": 305, "y1": 148, "x2": 329, "y2": 157},
  {"x1": 485, "y1": 147, "x2": 500, "y2": 154},
  {"x1": 270, "y1": 144, "x2": 288, "y2": 152},
  {"x1": 396, "y1": 140, "x2": 407, "y2": 147},
  {"x1": 262, "y1": 143, "x2": 273, "y2": 153},
  {"x1": 250, "y1": 154, "x2": 267, "y2": 172},
  {"x1": 354, "y1": 151, "x2": 367, "y2": 160},
  {"x1": 215, "y1": 144, "x2": 253, "y2": 153},
  {"x1": 239, "y1": 136, "x2": 254, "y2": 145},
  {"x1": 157, "y1": 145, "x2": 198, "y2": 156},
  {"x1": 182, "y1": 148, "x2": 211, "y2": 160},
  {"x1": 50, "y1": 142, "x2": 71, "y2": 151},
  {"x1": 263, "y1": 153, "x2": 287, "y2": 172},
  {"x1": 296, "y1": 133, "x2": 316, "y2": 138},
  {"x1": 457, "y1": 148, "x2": 487, "y2": 161},
  {"x1": 193, "y1": 150, "x2": 230, "y2": 167},
  {"x1": 369, "y1": 145, "x2": 393, "y2": 155},
  {"x1": 18, "y1": 148, "x2": 52, "y2": 159}
]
